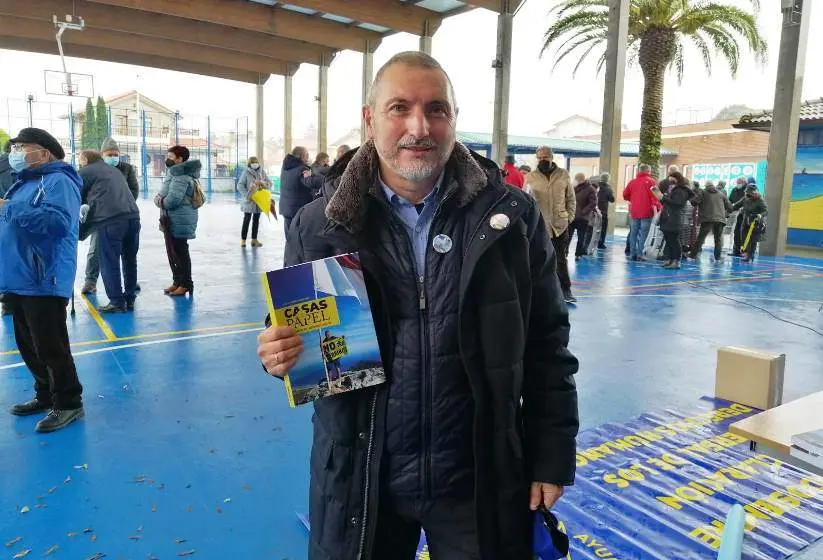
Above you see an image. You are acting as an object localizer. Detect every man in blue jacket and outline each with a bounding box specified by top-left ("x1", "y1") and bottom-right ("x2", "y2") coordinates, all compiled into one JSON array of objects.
[{"x1": 0, "y1": 128, "x2": 84, "y2": 433}]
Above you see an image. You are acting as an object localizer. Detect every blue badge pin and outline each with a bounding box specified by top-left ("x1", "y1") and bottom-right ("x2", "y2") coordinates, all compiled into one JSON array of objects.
[{"x1": 432, "y1": 234, "x2": 453, "y2": 254}]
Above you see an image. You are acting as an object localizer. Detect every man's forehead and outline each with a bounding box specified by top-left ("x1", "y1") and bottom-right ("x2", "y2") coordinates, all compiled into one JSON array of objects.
[{"x1": 376, "y1": 64, "x2": 453, "y2": 104}]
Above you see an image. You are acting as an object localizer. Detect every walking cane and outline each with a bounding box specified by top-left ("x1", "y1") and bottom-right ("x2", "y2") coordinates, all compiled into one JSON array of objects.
[
  {"x1": 71, "y1": 291, "x2": 75, "y2": 316},
  {"x1": 741, "y1": 218, "x2": 759, "y2": 252}
]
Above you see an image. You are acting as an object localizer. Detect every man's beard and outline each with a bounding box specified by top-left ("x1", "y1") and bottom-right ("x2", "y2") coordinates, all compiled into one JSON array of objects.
[{"x1": 377, "y1": 135, "x2": 452, "y2": 182}]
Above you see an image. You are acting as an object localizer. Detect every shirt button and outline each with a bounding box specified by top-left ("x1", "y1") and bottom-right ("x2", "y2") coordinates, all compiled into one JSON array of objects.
[
  {"x1": 511, "y1": 200, "x2": 518, "y2": 207},
  {"x1": 350, "y1": 516, "x2": 358, "y2": 525},
  {"x1": 480, "y1": 234, "x2": 486, "y2": 240},
  {"x1": 358, "y1": 432, "x2": 366, "y2": 440}
]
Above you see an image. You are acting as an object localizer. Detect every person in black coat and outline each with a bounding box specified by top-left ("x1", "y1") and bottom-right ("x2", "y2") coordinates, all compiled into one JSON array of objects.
[
  {"x1": 728, "y1": 177, "x2": 748, "y2": 256},
  {"x1": 596, "y1": 173, "x2": 615, "y2": 249},
  {"x1": 257, "y1": 51, "x2": 579, "y2": 560},
  {"x1": 652, "y1": 171, "x2": 693, "y2": 269},
  {"x1": 278, "y1": 146, "x2": 313, "y2": 239}
]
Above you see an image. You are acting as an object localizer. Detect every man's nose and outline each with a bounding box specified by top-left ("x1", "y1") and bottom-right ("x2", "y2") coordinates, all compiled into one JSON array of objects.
[{"x1": 405, "y1": 107, "x2": 430, "y2": 138}]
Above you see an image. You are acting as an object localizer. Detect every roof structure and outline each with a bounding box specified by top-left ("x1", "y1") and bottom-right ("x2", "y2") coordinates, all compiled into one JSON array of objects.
[
  {"x1": 734, "y1": 98, "x2": 823, "y2": 132},
  {"x1": 0, "y1": 0, "x2": 518, "y2": 84},
  {"x1": 457, "y1": 131, "x2": 678, "y2": 158}
]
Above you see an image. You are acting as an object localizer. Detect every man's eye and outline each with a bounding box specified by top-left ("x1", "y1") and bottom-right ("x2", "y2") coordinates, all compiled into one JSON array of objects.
[{"x1": 390, "y1": 104, "x2": 408, "y2": 113}]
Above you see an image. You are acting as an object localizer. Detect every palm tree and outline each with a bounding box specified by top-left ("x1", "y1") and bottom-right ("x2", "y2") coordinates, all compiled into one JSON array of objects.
[{"x1": 541, "y1": 0, "x2": 767, "y2": 171}]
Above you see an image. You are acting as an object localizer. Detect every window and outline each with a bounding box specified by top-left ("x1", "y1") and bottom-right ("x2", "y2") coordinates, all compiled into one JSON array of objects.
[{"x1": 798, "y1": 127, "x2": 823, "y2": 146}]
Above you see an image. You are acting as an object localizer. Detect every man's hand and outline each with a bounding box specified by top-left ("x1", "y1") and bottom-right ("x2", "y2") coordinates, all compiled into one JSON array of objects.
[
  {"x1": 302, "y1": 170, "x2": 312, "y2": 179},
  {"x1": 257, "y1": 325, "x2": 304, "y2": 378},
  {"x1": 529, "y1": 482, "x2": 564, "y2": 511}
]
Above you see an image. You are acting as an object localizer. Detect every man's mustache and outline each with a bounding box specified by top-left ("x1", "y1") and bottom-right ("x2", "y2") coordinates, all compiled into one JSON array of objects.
[{"x1": 396, "y1": 138, "x2": 438, "y2": 149}]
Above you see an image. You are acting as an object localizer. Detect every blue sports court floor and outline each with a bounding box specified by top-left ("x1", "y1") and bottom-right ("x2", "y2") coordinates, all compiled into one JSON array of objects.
[{"x1": 2, "y1": 194, "x2": 822, "y2": 559}]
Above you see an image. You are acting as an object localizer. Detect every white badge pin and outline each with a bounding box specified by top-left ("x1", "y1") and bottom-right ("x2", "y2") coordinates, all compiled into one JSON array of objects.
[
  {"x1": 489, "y1": 213, "x2": 510, "y2": 231},
  {"x1": 432, "y1": 234, "x2": 453, "y2": 254}
]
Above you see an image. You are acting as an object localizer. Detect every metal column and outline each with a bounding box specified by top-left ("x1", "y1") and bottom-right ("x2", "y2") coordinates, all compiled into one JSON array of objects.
[
  {"x1": 69, "y1": 105, "x2": 76, "y2": 167},
  {"x1": 207, "y1": 115, "x2": 212, "y2": 195},
  {"x1": 174, "y1": 111, "x2": 180, "y2": 145},
  {"x1": 284, "y1": 70, "x2": 294, "y2": 155},
  {"x1": 256, "y1": 78, "x2": 265, "y2": 161},
  {"x1": 419, "y1": 20, "x2": 433, "y2": 54},
  {"x1": 318, "y1": 55, "x2": 330, "y2": 154},
  {"x1": 107, "y1": 106, "x2": 112, "y2": 138},
  {"x1": 362, "y1": 41, "x2": 375, "y2": 144},
  {"x1": 599, "y1": 0, "x2": 629, "y2": 235},
  {"x1": 491, "y1": 1, "x2": 513, "y2": 166},
  {"x1": 761, "y1": 0, "x2": 810, "y2": 257}
]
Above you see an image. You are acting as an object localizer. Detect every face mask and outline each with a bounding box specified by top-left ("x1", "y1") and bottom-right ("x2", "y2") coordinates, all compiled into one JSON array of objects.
[
  {"x1": 104, "y1": 155, "x2": 120, "y2": 167},
  {"x1": 165, "y1": 158, "x2": 176, "y2": 169},
  {"x1": 8, "y1": 152, "x2": 30, "y2": 172},
  {"x1": 537, "y1": 160, "x2": 552, "y2": 174},
  {"x1": 250, "y1": 163, "x2": 260, "y2": 170}
]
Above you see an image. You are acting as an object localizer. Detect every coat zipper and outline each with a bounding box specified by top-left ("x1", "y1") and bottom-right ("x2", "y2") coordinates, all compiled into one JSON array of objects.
[{"x1": 356, "y1": 390, "x2": 378, "y2": 560}]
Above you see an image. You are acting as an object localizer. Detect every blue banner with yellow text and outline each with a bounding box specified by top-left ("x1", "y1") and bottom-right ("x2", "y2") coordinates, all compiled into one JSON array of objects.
[{"x1": 299, "y1": 398, "x2": 823, "y2": 559}]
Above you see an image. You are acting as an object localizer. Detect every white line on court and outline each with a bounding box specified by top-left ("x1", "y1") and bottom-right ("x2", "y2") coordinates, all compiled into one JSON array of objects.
[
  {"x1": 0, "y1": 327, "x2": 263, "y2": 371},
  {"x1": 576, "y1": 294, "x2": 823, "y2": 304}
]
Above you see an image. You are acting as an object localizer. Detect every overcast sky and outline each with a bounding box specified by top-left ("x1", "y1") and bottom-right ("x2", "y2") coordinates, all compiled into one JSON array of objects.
[{"x1": 1, "y1": 0, "x2": 820, "y2": 144}]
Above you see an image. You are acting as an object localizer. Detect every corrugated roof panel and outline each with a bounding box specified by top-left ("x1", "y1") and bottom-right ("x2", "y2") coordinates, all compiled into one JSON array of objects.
[
  {"x1": 248, "y1": 0, "x2": 277, "y2": 5},
  {"x1": 416, "y1": 0, "x2": 467, "y2": 12},
  {"x1": 457, "y1": 131, "x2": 677, "y2": 157},
  {"x1": 357, "y1": 22, "x2": 392, "y2": 33},
  {"x1": 321, "y1": 13, "x2": 355, "y2": 24},
  {"x1": 279, "y1": 3, "x2": 318, "y2": 15}
]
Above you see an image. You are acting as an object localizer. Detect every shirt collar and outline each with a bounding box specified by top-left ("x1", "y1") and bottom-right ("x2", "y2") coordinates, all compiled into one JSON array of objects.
[{"x1": 379, "y1": 169, "x2": 445, "y2": 207}]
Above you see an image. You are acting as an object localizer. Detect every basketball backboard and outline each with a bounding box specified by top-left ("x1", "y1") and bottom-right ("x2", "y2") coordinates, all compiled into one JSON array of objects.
[{"x1": 44, "y1": 70, "x2": 94, "y2": 98}]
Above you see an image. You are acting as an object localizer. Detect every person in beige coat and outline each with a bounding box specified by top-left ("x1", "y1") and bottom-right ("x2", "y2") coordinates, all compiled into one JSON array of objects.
[{"x1": 524, "y1": 146, "x2": 577, "y2": 303}]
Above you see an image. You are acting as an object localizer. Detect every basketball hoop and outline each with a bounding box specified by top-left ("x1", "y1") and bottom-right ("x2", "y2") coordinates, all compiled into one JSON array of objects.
[{"x1": 51, "y1": 14, "x2": 86, "y2": 97}]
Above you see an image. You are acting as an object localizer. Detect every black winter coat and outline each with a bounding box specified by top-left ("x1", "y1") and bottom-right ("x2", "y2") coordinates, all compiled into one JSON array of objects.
[
  {"x1": 279, "y1": 154, "x2": 312, "y2": 218},
  {"x1": 0, "y1": 153, "x2": 14, "y2": 198},
  {"x1": 116, "y1": 161, "x2": 140, "y2": 200},
  {"x1": 659, "y1": 184, "x2": 693, "y2": 233},
  {"x1": 597, "y1": 181, "x2": 615, "y2": 215},
  {"x1": 286, "y1": 140, "x2": 579, "y2": 560}
]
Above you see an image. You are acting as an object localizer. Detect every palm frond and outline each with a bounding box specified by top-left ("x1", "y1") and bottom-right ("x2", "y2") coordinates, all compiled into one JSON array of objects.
[
  {"x1": 572, "y1": 42, "x2": 606, "y2": 76},
  {"x1": 672, "y1": 38, "x2": 685, "y2": 83},
  {"x1": 541, "y1": 10, "x2": 609, "y2": 57},
  {"x1": 701, "y1": 25, "x2": 742, "y2": 75},
  {"x1": 552, "y1": 0, "x2": 608, "y2": 18},
  {"x1": 687, "y1": 32, "x2": 712, "y2": 76},
  {"x1": 552, "y1": 32, "x2": 609, "y2": 71}
]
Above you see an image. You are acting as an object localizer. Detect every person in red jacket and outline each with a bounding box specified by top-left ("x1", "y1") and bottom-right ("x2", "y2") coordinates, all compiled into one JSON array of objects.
[
  {"x1": 623, "y1": 164, "x2": 662, "y2": 260},
  {"x1": 502, "y1": 155, "x2": 524, "y2": 189}
]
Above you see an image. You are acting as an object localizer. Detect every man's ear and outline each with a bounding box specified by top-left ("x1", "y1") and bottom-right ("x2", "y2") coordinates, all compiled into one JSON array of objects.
[{"x1": 362, "y1": 105, "x2": 375, "y2": 140}]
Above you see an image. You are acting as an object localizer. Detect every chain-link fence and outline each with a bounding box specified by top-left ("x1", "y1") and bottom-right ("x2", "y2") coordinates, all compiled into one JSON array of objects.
[{"x1": 1, "y1": 98, "x2": 251, "y2": 194}]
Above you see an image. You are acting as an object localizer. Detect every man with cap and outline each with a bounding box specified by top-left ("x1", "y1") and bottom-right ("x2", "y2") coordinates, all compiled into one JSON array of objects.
[
  {"x1": 82, "y1": 137, "x2": 140, "y2": 294},
  {"x1": 0, "y1": 128, "x2": 84, "y2": 433},
  {"x1": 257, "y1": 51, "x2": 579, "y2": 560}
]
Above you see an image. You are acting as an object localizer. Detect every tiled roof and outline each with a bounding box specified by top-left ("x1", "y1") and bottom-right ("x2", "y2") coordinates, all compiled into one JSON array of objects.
[{"x1": 737, "y1": 98, "x2": 823, "y2": 128}]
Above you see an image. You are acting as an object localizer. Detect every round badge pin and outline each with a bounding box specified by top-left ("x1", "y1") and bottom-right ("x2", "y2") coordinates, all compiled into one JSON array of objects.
[
  {"x1": 489, "y1": 213, "x2": 510, "y2": 230},
  {"x1": 432, "y1": 234, "x2": 453, "y2": 254}
]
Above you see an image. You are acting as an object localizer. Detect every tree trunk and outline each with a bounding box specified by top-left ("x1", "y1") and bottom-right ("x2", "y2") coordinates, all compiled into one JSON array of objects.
[
  {"x1": 639, "y1": 63, "x2": 665, "y2": 175},
  {"x1": 637, "y1": 28, "x2": 676, "y2": 177}
]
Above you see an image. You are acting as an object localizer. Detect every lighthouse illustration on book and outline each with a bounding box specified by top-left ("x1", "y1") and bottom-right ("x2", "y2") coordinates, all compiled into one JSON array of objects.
[{"x1": 262, "y1": 253, "x2": 385, "y2": 407}]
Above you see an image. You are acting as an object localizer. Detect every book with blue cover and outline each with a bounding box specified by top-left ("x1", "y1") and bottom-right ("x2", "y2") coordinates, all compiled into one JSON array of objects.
[{"x1": 262, "y1": 253, "x2": 385, "y2": 407}]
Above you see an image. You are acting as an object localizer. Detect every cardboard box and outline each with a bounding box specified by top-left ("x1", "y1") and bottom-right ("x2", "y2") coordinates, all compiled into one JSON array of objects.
[{"x1": 715, "y1": 346, "x2": 785, "y2": 410}]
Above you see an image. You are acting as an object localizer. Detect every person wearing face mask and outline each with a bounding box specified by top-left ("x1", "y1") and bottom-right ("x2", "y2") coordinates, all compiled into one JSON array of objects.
[
  {"x1": 101, "y1": 137, "x2": 139, "y2": 199},
  {"x1": 731, "y1": 183, "x2": 768, "y2": 263},
  {"x1": 81, "y1": 137, "x2": 142, "y2": 296},
  {"x1": 237, "y1": 156, "x2": 272, "y2": 248},
  {"x1": 257, "y1": 52, "x2": 578, "y2": 560},
  {"x1": 0, "y1": 128, "x2": 85, "y2": 433},
  {"x1": 77, "y1": 150, "x2": 141, "y2": 312},
  {"x1": 155, "y1": 145, "x2": 201, "y2": 296},
  {"x1": 524, "y1": 146, "x2": 577, "y2": 303}
]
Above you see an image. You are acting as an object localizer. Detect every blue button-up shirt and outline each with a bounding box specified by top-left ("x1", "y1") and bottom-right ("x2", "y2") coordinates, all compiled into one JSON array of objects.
[{"x1": 379, "y1": 172, "x2": 445, "y2": 276}]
